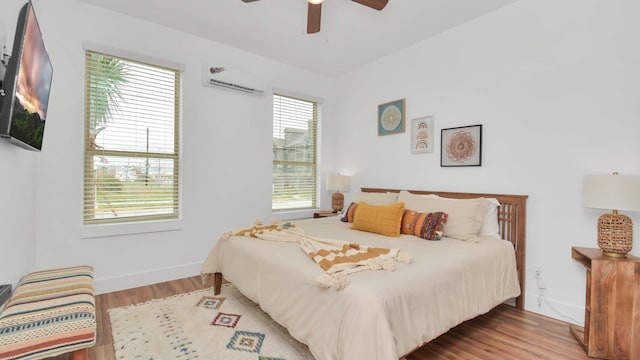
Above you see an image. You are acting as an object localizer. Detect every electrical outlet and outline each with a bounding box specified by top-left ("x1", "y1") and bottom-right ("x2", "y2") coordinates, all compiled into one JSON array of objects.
[{"x1": 535, "y1": 265, "x2": 547, "y2": 289}]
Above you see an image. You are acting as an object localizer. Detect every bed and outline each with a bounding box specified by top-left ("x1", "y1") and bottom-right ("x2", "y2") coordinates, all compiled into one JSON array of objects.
[{"x1": 201, "y1": 188, "x2": 527, "y2": 360}]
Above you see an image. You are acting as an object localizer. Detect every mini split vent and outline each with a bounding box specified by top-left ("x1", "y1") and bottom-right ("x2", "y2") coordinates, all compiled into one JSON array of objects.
[{"x1": 202, "y1": 65, "x2": 265, "y2": 95}]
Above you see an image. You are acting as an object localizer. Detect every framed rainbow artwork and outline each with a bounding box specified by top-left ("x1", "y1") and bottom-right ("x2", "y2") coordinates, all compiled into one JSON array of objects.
[{"x1": 410, "y1": 116, "x2": 435, "y2": 154}]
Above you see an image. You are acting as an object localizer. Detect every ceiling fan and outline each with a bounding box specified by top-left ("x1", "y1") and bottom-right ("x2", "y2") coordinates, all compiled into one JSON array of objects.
[{"x1": 241, "y1": 0, "x2": 389, "y2": 34}]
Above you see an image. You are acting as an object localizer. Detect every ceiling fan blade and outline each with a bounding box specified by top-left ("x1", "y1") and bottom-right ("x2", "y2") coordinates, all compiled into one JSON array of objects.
[
  {"x1": 307, "y1": 3, "x2": 322, "y2": 34},
  {"x1": 241, "y1": 0, "x2": 260, "y2": 2},
  {"x1": 351, "y1": 0, "x2": 388, "y2": 11}
]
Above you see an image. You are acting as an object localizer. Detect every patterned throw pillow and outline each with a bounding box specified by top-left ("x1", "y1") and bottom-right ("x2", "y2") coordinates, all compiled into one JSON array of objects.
[
  {"x1": 351, "y1": 202, "x2": 405, "y2": 237},
  {"x1": 340, "y1": 202, "x2": 358, "y2": 223},
  {"x1": 397, "y1": 191, "x2": 483, "y2": 241},
  {"x1": 401, "y1": 210, "x2": 448, "y2": 240}
]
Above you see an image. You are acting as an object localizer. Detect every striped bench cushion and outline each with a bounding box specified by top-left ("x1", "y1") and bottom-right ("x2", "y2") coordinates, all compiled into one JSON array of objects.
[{"x1": 0, "y1": 266, "x2": 96, "y2": 360}]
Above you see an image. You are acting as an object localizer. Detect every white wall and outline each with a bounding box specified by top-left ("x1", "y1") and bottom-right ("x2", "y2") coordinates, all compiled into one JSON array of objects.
[
  {"x1": 334, "y1": 0, "x2": 640, "y2": 321},
  {"x1": 25, "y1": 0, "x2": 336, "y2": 294},
  {"x1": 0, "y1": 0, "x2": 37, "y2": 287}
]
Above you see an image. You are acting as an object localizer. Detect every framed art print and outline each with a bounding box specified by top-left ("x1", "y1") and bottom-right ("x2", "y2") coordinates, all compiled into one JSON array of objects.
[
  {"x1": 411, "y1": 116, "x2": 434, "y2": 154},
  {"x1": 441, "y1": 124, "x2": 482, "y2": 167},
  {"x1": 378, "y1": 99, "x2": 405, "y2": 136}
]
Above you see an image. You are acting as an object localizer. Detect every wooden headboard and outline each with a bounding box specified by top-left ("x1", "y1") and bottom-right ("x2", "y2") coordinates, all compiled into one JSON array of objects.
[{"x1": 362, "y1": 187, "x2": 528, "y2": 310}]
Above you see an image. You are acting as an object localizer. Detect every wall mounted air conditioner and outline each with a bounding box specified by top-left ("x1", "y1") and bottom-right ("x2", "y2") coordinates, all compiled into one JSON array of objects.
[{"x1": 202, "y1": 65, "x2": 265, "y2": 96}]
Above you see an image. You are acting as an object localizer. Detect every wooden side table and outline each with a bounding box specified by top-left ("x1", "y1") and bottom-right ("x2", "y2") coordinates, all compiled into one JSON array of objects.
[
  {"x1": 313, "y1": 210, "x2": 338, "y2": 218},
  {"x1": 570, "y1": 246, "x2": 640, "y2": 359}
]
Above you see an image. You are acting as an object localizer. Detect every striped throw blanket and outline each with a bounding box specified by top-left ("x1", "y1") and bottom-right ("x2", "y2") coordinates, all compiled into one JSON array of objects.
[{"x1": 228, "y1": 221, "x2": 411, "y2": 290}]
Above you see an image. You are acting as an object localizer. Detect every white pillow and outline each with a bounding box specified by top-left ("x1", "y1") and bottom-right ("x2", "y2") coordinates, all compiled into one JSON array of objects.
[
  {"x1": 404, "y1": 192, "x2": 501, "y2": 239},
  {"x1": 478, "y1": 198, "x2": 500, "y2": 239},
  {"x1": 339, "y1": 192, "x2": 399, "y2": 221},
  {"x1": 398, "y1": 191, "x2": 486, "y2": 241},
  {"x1": 350, "y1": 192, "x2": 399, "y2": 205}
]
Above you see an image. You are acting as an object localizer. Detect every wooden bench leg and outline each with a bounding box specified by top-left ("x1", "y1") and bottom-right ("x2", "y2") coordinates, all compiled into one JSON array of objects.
[
  {"x1": 70, "y1": 348, "x2": 89, "y2": 360},
  {"x1": 214, "y1": 272, "x2": 222, "y2": 295}
]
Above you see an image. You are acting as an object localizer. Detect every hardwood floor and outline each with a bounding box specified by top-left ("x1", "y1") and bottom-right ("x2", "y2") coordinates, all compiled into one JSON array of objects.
[
  {"x1": 405, "y1": 303, "x2": 588, "y2": 360},
  {"x1": 54, "y1": 276, "x2": 588, "y2": 359}
]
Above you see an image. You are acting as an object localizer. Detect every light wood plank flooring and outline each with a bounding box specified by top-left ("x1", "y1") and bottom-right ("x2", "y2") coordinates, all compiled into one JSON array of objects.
[{"x1": 54, "y1": 276, "x2": 588, "y2": 359}]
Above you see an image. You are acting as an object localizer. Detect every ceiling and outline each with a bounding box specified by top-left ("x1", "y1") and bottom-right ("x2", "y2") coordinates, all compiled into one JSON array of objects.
[{"x1": 73, "y1": 0, "x2": 519, "y2": 77}]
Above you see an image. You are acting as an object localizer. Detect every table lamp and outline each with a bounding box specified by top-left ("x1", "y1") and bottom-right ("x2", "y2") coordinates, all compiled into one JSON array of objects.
[
  {"x1": 327, "y1": 174, "x2": 350, "y2": 212},
  {"x1": 582, "y1": 172, "x2": 640, "y2": 257}
]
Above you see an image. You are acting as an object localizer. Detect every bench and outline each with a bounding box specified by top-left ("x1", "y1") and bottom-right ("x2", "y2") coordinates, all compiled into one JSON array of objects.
[{"x1": 0, "y1": 266, "x2": 96, "y2": 360}]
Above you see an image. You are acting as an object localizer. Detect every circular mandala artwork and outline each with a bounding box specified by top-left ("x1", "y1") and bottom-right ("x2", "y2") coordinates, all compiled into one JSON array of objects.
[
  {"x1": 380, "y1": 105, "x2": 402, "y2": 131},
  {"x1": 446, "y1": 130, "x2": 476, "y2": 162}
]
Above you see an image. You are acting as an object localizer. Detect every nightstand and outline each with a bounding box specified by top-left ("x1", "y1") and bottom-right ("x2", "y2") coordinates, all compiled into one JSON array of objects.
[
  {"x1": 570, "y1": 246, "x2": 640, "y2": 359},
  {"x1": 313, "y1": 210, "x2": 338, "y2": 218}
]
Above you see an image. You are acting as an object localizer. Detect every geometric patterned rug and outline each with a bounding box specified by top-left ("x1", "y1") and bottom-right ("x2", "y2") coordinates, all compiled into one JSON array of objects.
[{"x1": 108, "y1": 284, "x2": 315, "y2": 359}]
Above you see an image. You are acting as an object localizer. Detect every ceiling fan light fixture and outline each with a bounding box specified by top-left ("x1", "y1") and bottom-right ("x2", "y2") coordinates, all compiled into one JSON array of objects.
[{"x1": 308, "y1": 0, "x2": 323, "y2": 4}]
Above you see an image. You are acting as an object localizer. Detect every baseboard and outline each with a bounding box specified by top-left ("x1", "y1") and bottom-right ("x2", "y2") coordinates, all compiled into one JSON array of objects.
[
  {"x1": 94, "y1": 261, "x2": 203, "y2": 295},
  {"x1": 524, "y1": 292, "x2": 584, "y2": 326}
]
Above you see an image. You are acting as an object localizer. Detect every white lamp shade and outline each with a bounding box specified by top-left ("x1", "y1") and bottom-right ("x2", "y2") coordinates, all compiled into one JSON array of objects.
[
  {"x1": 582, "y1": 174, "x2": 640, "y2": 212},
  {"x1": 327, "y1": 175, "x2": 350, "y2": 192}
]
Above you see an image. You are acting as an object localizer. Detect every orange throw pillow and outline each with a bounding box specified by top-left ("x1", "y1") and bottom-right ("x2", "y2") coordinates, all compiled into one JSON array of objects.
[
  {"x1": 341, "y1": 202, "x2": 359, "y2": 223},
  {"x1": 401, "y1": 210, "x2": 448, "y2": 240},
  {"x1": 351, "y1": 202, "x2": 404, "y2": 237}
]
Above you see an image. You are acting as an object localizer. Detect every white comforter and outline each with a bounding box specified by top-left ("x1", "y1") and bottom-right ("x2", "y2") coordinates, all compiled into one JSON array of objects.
[{"x1": 201, "y1": 217, "x2": 520, "y2": 360}]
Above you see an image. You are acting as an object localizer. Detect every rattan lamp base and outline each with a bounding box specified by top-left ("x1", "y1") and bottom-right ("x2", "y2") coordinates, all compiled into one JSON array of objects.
[
  {"x1": 331, "y1": 192, "x2": 344, "y2": 213},
  {"x1": 597, "y1": 212, "x2": 633, "y2": 257}
]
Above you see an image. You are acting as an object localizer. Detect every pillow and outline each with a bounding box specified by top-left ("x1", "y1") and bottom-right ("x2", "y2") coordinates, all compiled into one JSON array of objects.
[
  {"x1": 397, "y1": 191, "x2": 486, "y2": 241},
  {"x1": 350, "y1": 192, "x2": 399, "y2": 206},
  {"x1": 340, "y1": 192, "x2": 399, "y2": 222},
  {"x1": 410, "y1": 193, "x2": 500, "y2": 239},
  {"x1": 478, "y1": 198, "x2": 500, "y2": 238},
  {"x1": 351, "y1": 202, "x2": 405, "y2": 237},
  {"x1": 401, "y1": 210, "x2": 448, "y2": 240},
  {"x1": 340, "y1": 202, "x2": 359, "y2": 223}
]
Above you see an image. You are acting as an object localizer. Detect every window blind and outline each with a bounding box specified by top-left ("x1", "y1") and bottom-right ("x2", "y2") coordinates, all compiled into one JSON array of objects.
[
  {"x1": 272, "y1": 94, "x2": 318, "y2": 210},
  {"x1": 83, "y1": 51, "x2": 180, "y2": 224}
]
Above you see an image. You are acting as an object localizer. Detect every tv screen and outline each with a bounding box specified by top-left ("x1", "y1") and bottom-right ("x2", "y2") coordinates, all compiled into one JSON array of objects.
[{"x1": 0, "y1": 2, "x2": 53, "y2": 151}]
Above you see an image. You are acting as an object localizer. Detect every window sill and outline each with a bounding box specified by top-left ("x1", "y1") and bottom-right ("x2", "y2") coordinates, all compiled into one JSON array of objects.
[{"x1": 80, "y1": 218, "x2": 182, "y2": 239}]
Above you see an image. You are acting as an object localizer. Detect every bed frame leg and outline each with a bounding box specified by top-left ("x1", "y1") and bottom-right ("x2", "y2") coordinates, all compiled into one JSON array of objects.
[
  {"x1": 516, "y1": 294, "x2": 524, "y2": 310},
  {"x1": 214, "y1": 272, "x2": 222, "y2": 295},
  {"x1": 71, "y1": 348, "x2": 89, "y2": 360}
]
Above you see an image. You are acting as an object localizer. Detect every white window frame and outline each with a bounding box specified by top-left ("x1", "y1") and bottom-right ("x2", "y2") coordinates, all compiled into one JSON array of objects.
[
  {"x1": 272, "y1": 91, "x2": 321, "y2": 214},
  {"x1": 81, "y1": 43, "x2": 184, "y2": 238}
]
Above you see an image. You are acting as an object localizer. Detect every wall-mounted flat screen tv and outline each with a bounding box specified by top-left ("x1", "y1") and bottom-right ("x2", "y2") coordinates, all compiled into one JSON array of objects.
[{"x1": 0, "y1": 1, "x2": 53, "y2": 151}]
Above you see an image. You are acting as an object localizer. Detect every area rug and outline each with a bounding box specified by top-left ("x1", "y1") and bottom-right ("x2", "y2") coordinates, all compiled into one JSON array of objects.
[{"x1": 109, "y1": 284, "x2": 315, "y2": 359}]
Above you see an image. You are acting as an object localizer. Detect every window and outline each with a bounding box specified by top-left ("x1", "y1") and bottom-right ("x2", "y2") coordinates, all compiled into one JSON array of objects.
[
  {"x1": 83, "y1": 50, "x2": 180, "y2": 224},
  {"x1": 272, "y1": 94, "x2": 318, "y2": 210}
]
